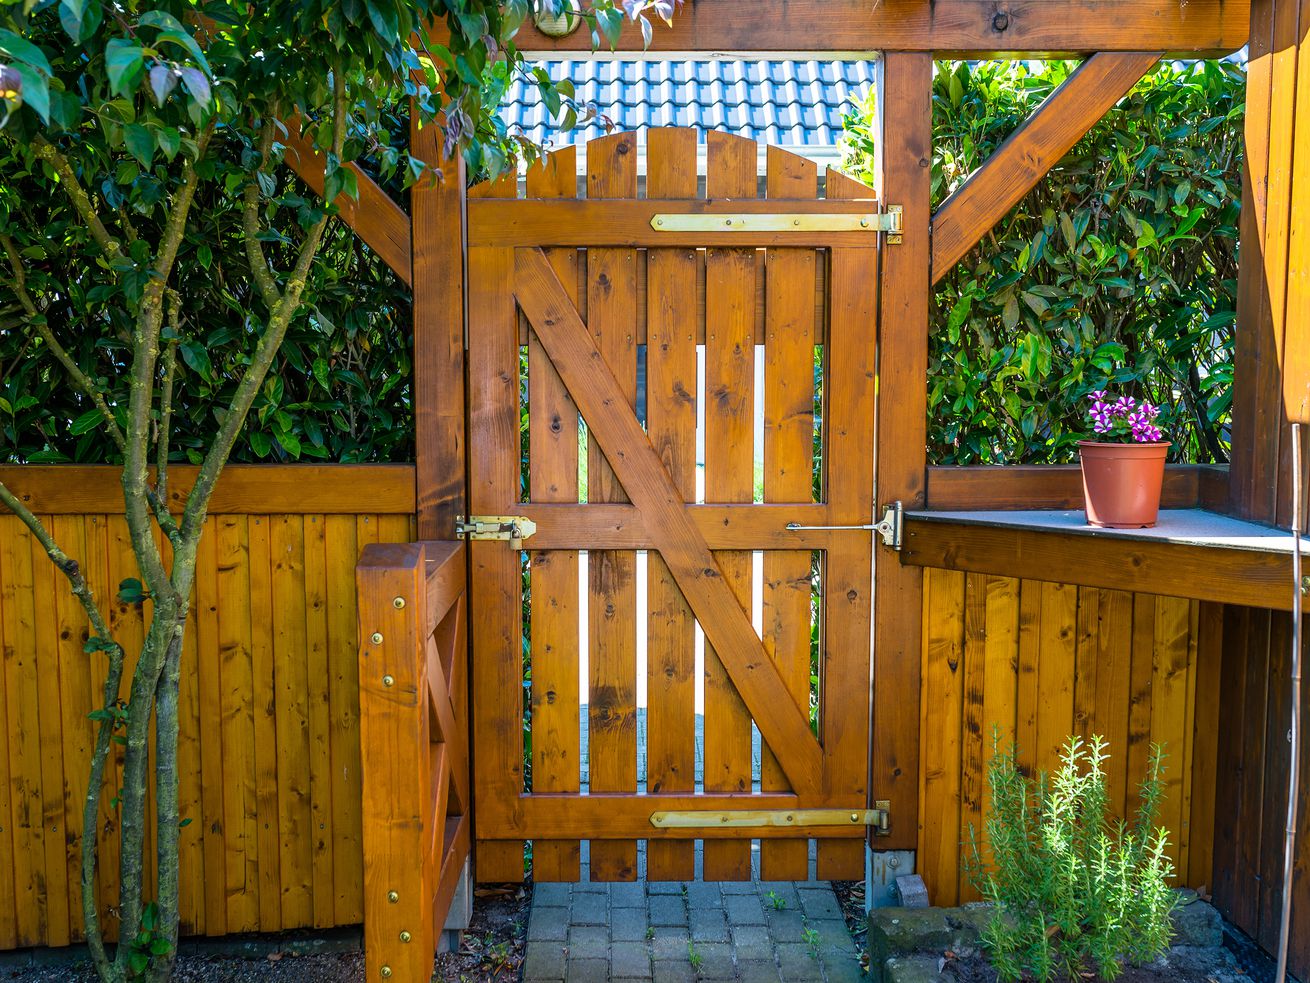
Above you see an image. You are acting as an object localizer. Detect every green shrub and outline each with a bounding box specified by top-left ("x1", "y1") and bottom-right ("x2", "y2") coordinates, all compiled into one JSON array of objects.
[
  {"x1": 843, "y1": 60, "x2": 1241, "y2": 465},
  {"x1": 965, "y1": 734, "x2": 1176, "y2": 982}
]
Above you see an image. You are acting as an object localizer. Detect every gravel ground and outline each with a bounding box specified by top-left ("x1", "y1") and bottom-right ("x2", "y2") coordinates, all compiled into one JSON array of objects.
[{"x1": 1, "y1": 884, "x2": 531, "y2": 983}]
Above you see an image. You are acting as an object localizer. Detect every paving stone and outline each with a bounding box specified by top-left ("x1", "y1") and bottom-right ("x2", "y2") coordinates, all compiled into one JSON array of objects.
[
  {"x1": 776, "y1": 942, "x2": 823, "y2": 980},
  {"x1": 567, "y1": 935, "x2": 611, "y2": 963},
  {"x1": 650, "y1": 895, "x2": 689, "y2": 926},
  {"x1": 528, "y1": 906, "x2": 570, "y2": 942},
  {"x1": 648, "y1": 880, "x2": 688, "y2": 895},
  {"x1": 612, "y1": 906, "x2": 652, "y2": 942},
  {"x1": 611, "y1": 941, "x2": 654, "y2": 978},
  {"x1": 797, "y1": 888, "x2": 843, "y2": 921},
  {"x1": 735, "y1": 959, "x2": 782, "y2": 982},
  {"x1": 1171, "y1": 895, "x2": 1222, "y2": 948},
  {"x1": 686, "y1": 881, "x2": 723, "y2": 909},
  {"x1": 806, "y1": 919, "x2": 856, "y2": 953},
  {"x1": 612, "y1": 881, "x2": 650, "y2": 908},
  {"x1": 722, "y1": 879, "x2": 758, "y2": 894},
  {"x1": 522, "y1": 942, "x2": 567, "y2": 980},
  {"x1": 651, "y1": 929, "x2": 693, "y2": 960},
  {"x1": 823, "y1": 950, "x2": 870, "y2": 983},
  {"x1": 689, "y1": 910, "x2": 730, "y2": 942},
  {"x1": 572, "y1": 891, "x2": 609, "y2": 925},
  {"x1": 533, "y1": 882, "x2": 573, "y2": 907},
  {"x1": 730, "y1": 924, "x2": 772, "y2": 949},
  {"x1": 689, "y1": 941, "x2": 736, "y2": 979},
  {"x1": 725, "y1": 892, "x2": 767, "y2": 925},
  {"x1": 653, "y1": 962, "x2": 697, "y2": 983},
  {"x1": 568, "y1": 924, "x2": 609, "y2": 948},
  {"x1": 566, "y1": 957, "x2": 612, "y2": 983},
  {"x1": 766, "y1": 908, "x2": 809, "y2": 943},
  {"x1": 758, "y1": 883, "x2": 801, "y2": 911}
]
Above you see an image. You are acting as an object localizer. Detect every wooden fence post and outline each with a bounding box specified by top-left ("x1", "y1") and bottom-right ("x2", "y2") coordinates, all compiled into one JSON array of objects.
[{"x1": 357, "y1": 542, "x2": 432, "y2": 981}]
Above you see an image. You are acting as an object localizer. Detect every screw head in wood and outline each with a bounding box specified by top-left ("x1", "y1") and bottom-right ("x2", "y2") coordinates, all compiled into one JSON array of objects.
[
  {"x1": 400, "y1": 931, "x2": 412, "y2": 943},
  {"x1": 380, "y1": 967, "x2": 392, "y2": 978},
  {"x1": 371, "y1": 632, "x2": 384, "y2": 645},
  {"x1": 387, "y1": 890, "x2": 399, "y2": 903},
  {"x1": 393, "y1": 596, "x2": 405, "y2": 609},
  {"x1": 383, "y1": 675, "x2": 395, "y2": 687}
]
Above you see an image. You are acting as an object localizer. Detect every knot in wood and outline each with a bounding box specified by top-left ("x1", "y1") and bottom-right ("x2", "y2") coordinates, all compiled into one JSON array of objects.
[{"x1": 992, "y1": 10, "x2": 1010, "y2": 31}]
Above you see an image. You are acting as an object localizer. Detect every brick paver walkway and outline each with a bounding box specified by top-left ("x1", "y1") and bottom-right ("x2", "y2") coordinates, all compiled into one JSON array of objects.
[{"x1": 522, "y1": 842, "x2": 865, "y2": 982}]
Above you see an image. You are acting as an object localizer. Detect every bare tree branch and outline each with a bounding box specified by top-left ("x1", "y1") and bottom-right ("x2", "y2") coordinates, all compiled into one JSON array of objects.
[{"x1": 31, "y1": 135, "x2": 127, "y2": 268}]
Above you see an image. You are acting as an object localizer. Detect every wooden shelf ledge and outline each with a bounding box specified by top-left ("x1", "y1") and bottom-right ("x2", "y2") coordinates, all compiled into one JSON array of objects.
[{"x1": 901, "y1": 508, "x2": 1307, "y2": 610}]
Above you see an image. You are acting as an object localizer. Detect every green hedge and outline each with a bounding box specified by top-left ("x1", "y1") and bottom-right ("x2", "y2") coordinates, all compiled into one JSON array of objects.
[
  {"x1": 1, "y1": 151, "x2": 412, "y2": 465},
  {"x1": 843, "y1": 59, "x2": 1242, "y2": 464},
  {"x1": 4, "y1": 60, "x2": 1241, "y2": 467}
]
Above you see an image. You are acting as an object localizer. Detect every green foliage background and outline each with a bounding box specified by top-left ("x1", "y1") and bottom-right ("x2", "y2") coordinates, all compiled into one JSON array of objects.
[
  {"x1": 843, "y1": 60, "x2": 1242, "y2": 464},
  {"x1": 4, "y1": 58, "x2": 1243, "y2": 467},
  {"x1": 1, "y1": 154, "x2": 413, "y2": 464}
]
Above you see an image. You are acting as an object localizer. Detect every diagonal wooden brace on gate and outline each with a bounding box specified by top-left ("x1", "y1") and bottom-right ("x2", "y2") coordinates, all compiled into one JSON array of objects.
[{"x1": 512, "y1": 246, "x2": 825, "y2": 797}]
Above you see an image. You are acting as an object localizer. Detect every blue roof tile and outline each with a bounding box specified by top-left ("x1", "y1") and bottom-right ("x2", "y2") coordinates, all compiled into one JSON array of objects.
[{"x1": 501, "y1": 58, "x2": 875, "y2": 148}]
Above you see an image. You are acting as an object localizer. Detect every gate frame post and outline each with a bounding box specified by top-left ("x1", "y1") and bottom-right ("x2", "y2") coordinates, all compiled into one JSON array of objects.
[{"x1": 358, "y1": 542, "x2": 433, "y2": 982}]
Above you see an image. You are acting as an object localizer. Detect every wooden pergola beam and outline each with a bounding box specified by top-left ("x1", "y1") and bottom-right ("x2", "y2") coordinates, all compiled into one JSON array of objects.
[
  {"x1": 503, "y1": 0, "x2": 1247, "y2": 55},
  {"x1": 279, "y1": 120, "x2": 413, "y2": 285},
  {"x1": 930, "y1": 51, "x2": 1161, "y2": 282}
]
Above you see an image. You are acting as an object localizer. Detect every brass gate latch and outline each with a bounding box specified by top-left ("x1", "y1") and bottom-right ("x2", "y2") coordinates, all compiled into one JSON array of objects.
[
  {"x1": 454, "y1": 515, "x2": 537, "y2": 549},
  {"x1": 649, "y1": 801, "x2": 891, "y2": 835},
  {"x1": 785, "y1": 501, "x2": 903, "y2": 550}
]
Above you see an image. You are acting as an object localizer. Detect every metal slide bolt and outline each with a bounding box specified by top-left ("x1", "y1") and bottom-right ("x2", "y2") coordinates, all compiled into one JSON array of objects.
[
  {"x1": 393, "y1": 596, "x2": 405, "y2": 609},
  {"x1": 371, "y1": 632, "x2": 384, "y2": 645}
]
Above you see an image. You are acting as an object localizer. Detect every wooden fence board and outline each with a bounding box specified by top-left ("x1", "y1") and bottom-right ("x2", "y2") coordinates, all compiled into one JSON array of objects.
[{"x1": 643, "y1": 127, "x2": 700, "y2": 883}]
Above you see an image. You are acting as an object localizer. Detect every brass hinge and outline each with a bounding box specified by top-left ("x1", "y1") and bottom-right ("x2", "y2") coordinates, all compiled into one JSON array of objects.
[
  {"x1": 454, "y1": 514, "x2": 537, "y2": 549},
  {"x1": 650, "y1": 803, "x2": 890, "y2": 833},
  {"x1": 650, "y1": 207, "x2": 903, "y2": 235},
  {"x1": 784, "y1": 501, "x2": 903, "y2": 550}
]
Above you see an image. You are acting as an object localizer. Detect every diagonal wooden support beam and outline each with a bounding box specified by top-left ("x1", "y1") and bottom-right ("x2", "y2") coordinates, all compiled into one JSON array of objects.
[
  {"x1": 930, "y1": 51, "x2": 1162, "y2": 283},
  {"x1": 280, "y1": 118, "x2": 413, "y2": 285},
  {"x1": 512, "y1": 246, "x2": 826, "y2": 796}
]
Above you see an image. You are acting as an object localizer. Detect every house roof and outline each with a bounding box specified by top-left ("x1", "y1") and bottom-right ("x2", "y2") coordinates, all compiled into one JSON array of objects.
[{"x1": 501, "y1": 57, "x2": 877, "y2": 152}]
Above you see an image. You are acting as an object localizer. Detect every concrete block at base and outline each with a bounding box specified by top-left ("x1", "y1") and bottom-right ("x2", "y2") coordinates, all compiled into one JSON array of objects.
[
  {"x1": 883, "y1": 954, "x2": 946, "y2": 983},
  {"x1": 1170, "y1": 891, "x2": 1222, "y2": 948},
  {"x1": 867, "y1": 906, "x2": 989, "y2": 983},
  {"x1": 437, "y1": 857, "x2": 474, "y2": 953}
]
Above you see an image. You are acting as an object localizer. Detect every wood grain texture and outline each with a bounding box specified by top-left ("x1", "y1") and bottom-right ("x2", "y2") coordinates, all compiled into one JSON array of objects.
[
  {"x1": 0, "y1": 506, "x2": 413, "y2": 948},
  {"x1": 924, "y1": 464, "x2": 1213, "y2": 510},
  {"x1": 524, "y1": 148, "x2": 583, "y2": 883},
  {"x1": 901, "y1": 516, "x2": 1310, "y2": 610},
  {"x1": 917, "y1": 574, "x2": 1220, "y2": 908},
  {"x1": 931, "y1": 52, "x2": 1161, "y2": 281},
  {"x1": 872, "y1": 51, "x2": 933, "y2": 852},
  {"x1": 701, "y1": 131, "x2": 757, "y2": 882},
  {"x1": 496, "y1": 0, "x2": 1247, "y2": 54},
  {"x1": 411, "y1": 112, "x2": 468, "y2": 540},
  {"x1": 0, "y1": 466, "x2": 416, "y2": 515},
  {"x1": 584, "y1": 132, "x2": 641, "y2": 883},
  {"x1": 643, "y1": 127, "x2": 700, "y2": 883}
]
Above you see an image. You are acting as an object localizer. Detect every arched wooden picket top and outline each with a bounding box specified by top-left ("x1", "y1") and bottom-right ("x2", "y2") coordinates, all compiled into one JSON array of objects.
[{"x1": 461, "y1": 127, "x2": 889, "y2": 886}]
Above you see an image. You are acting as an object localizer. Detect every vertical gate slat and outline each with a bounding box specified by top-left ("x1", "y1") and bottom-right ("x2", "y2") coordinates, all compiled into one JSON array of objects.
[
  {"x1": 920, "y1": 568, "x2": 965, "y2": 906},
  {"x1": 702, "y1": 131, "x2": 758, "y2": 882},
  {"x1": 468, "y1": 172, "x2": 528, "y2": 879},
  {"x1": 759, "y1": 145, "x2": 819, "y2": 882},
  {"x1": 527, "y1": 147, "x2": 583, "y2": 883},
  {"x1": 584, "y1": 132, "x2": 640, "y2": 882},
  {"x1": 645, "y1": 127, "x2": 700, "y2": 883},
  {"x1": 818, "y1": 170, "x2": 878, "y2": 879}
]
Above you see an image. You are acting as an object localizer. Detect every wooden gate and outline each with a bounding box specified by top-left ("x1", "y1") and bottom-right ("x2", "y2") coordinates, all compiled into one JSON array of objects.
[{"x1": 466, "y1": 128, "x2": 887, "y2": 883}]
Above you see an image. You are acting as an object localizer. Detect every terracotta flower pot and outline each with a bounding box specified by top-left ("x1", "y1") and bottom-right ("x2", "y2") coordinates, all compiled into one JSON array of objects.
[{"x1": 1078, "y1": 440, "x2": 1171, "y2": 528}]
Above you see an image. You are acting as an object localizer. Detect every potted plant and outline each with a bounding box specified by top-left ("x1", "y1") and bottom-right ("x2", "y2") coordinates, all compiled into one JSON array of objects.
[{"x1": 1079, "y1": 391, "x2": 1170, "y2": 528}]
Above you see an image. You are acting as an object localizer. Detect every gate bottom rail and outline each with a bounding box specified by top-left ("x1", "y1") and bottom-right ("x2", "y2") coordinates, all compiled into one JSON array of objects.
[{"x1": 357, "y1": 540, "x2": 470, "y2": 982}]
